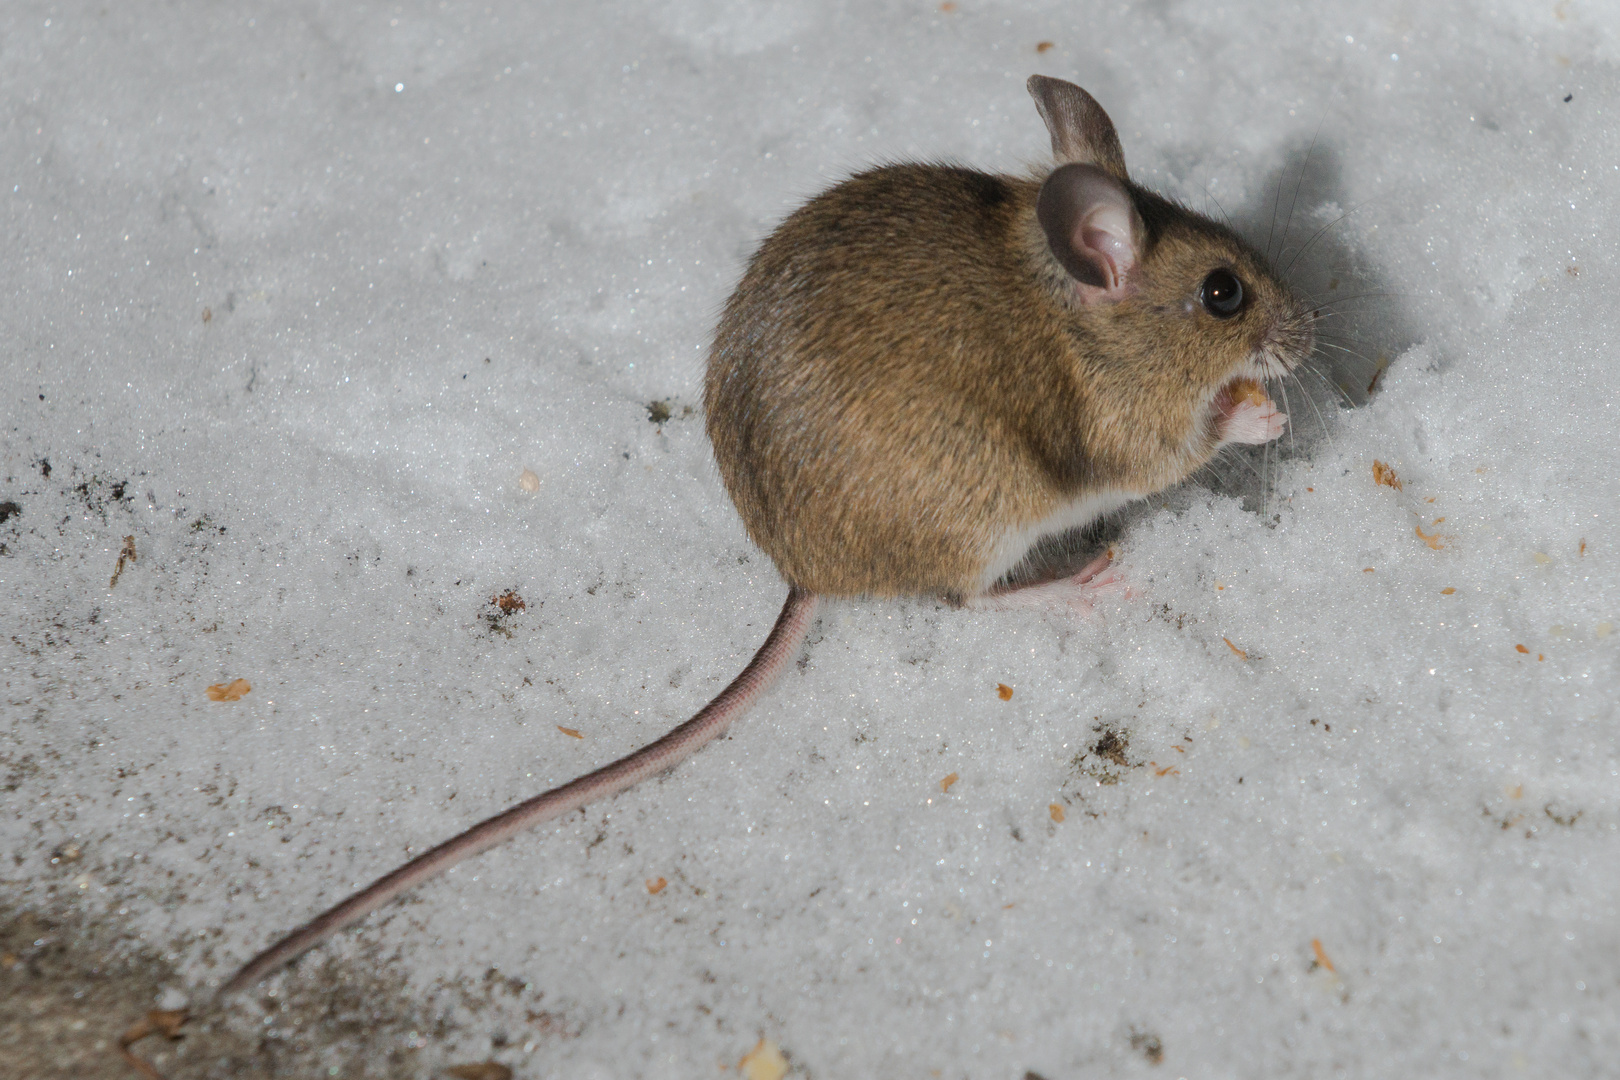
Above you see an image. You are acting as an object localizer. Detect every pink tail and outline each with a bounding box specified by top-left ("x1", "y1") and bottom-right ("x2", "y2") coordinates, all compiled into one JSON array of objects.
[{"x1": 221, "y1": 588, "x2": 818, "y2": 996}]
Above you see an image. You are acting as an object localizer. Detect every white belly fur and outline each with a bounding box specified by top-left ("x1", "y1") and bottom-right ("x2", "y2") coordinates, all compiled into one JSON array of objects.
[{"x1": 978, "y1": 488, "x2": 1147, "y2": 593}]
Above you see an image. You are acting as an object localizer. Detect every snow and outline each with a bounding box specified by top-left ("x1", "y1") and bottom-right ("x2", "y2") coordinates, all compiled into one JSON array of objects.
[{"x1": 3, "y1": 0, "x2": 1617, "y2": 1076}]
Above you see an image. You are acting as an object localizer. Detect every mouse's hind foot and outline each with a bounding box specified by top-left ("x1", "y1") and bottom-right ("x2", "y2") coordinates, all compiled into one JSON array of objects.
[{"x1": 970, "y1": 549, "x2": 1125, "y2": 615}]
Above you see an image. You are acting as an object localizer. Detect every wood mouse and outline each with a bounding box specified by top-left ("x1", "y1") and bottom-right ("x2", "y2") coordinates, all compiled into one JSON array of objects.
[{"x1": 214, "y1": 75, "x2": 1314, "y2": 997}]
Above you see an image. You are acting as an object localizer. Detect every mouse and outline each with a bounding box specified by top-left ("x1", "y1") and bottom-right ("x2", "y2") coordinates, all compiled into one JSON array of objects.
[{"x1": 213, "y1": 74, "x2": 1314, "y2": 998}]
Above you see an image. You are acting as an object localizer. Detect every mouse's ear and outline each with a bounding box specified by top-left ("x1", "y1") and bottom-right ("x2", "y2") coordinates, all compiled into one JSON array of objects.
[
  {"x1": 1026, "y1": 76, "x2": 1128, "y2": 181},
  {"x1": 1037, "y1": 163, "x2": 1141, "y2": 303}
]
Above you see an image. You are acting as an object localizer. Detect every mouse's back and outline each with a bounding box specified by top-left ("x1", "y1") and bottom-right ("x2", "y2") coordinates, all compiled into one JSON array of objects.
[{"x1": 706, "y1": 163, "x2": 1075, "y2": 600}]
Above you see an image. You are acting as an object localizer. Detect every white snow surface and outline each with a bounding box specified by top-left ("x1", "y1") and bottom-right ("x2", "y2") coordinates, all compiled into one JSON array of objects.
[{"x1": 4, "y1": 1, "x2": 1618, "y2": 1076}]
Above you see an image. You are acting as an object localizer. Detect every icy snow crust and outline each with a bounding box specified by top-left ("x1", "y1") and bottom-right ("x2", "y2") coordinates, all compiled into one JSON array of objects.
[{"x1": 3, "y1": 0, "x2": 1618, "y2": 1076}]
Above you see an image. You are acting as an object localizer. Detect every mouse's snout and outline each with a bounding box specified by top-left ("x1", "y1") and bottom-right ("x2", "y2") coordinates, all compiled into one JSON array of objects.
[{"x1": 1256, "y1": 297, "x2": 1316, "y2": 380}]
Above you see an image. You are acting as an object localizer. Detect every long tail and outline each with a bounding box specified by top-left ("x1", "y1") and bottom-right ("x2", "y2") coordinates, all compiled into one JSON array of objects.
[{"x1": 220, "y1": 588, "x2": 818, "y2": 996}]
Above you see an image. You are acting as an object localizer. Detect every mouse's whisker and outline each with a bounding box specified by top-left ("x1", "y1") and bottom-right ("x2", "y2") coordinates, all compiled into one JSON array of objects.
[
  {"x1": 1201, "y1": 184, "x2": 1235, "y2": 231},
  {"x1": 1300, "y1": 310, "x2": 1361, "y2": 331},
  {"x1": 1289, "y1": 369, "x2": 1335, "y2": 453},
  {"x1": 1266, "y1": 159, "x2": 1290, "y2": 264},
  {"x1": 1306, "y1": 291, "x2": 1409, "y2": 308},
  {"x1": 1273, "y1": 378, "x2": 1293, "y2": 457},
  {"x1": 1282, "y1": 198, "x2": 1379, "y2": 276},
  {"x1": 1276, "y1": 114, "x2": 1326, "y2": 270},
  {"x1": 1311, "y1": 337, "x2": 1376, "y2": 360},
  {"x1": 1310, "y1": 342, "x2": 1381, "y2": 372},
  {"x1": 1309, "y1": 326, "x2": 1380, "y2": 346},
  {"x1": 1298, "y1": 362, "x2": 1360, "y2": 410},
  {"x1": 1225, "y1": 448, "x2": 1265, "y2": 485}
]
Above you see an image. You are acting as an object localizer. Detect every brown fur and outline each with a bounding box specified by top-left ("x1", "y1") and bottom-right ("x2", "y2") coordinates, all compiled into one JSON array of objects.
[{"x1": 705, "y1": 83, "x2": 1313, "y2": 599}]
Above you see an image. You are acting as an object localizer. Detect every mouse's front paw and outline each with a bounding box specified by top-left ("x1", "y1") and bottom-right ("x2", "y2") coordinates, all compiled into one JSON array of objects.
[{"x1": 1218, "y1": 399, "x2": 1288, "y2": 446}]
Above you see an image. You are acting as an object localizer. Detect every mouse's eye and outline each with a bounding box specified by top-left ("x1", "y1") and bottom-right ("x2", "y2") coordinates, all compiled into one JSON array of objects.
[{"x1": 1199, "y1": 269, "x2": 1244, "y2": 318}]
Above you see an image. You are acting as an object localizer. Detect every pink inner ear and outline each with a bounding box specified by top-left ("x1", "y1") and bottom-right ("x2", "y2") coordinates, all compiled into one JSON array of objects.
[
  {"x1": 1079, "y1": 224, "x2": 1134, "y2": 292},
  {"x1": 1036, "y1": 162, "x2": 1140, "y2": 302},
  {"x1": 1082, "y1": 200, "x2": 1134, "y2": 296}
]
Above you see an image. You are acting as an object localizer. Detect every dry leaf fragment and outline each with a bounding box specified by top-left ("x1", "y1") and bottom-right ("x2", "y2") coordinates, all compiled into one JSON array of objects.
[
  {"x1": 646, "y1": 877, "x2": 667, "y2": 895},
  {"x1": 1515, "y1": 644, "x2": 1529, "y2": 654},
  {"x1": 206, "y1": 678, "x2": 251, "y2": 702},
  {"x1": 738, "y1": 1037, "x2": 789, "y2": 1080},
  {"x1": 1036, "y1": 40, "x2": 1055, "y2": 52},
  {"x1": 1414, "y1": 526, "x2": 1446, "y2": 550},
  {"x1": 1363, "y1": 567, "x2": 1375, "y2": 573},
  {"x1": 1441, "y1": 587, "x2": 1456, "y2": 595},
  {"x1": 446, "y1": 1064, "x2": 514, "y2": 1080},
  {"x1": 940, "y1": 772, "x2": 959, "y2": 793},
  {"x1": 1130, "y1": 1031, "x2": 1165, "y2": 1065},
  {"x1": 110, "y1": 535, "x2": 137, "y2": 588},
  {"x1": 1372, "y1": 460, "x2": 1402, "y2": 489},
  {"x1": 997, "y1": 683, "x2": 1013, "y2": 700},
  {"x1": 939, "y1": 1, "x2": 957, "y2": 10},
  {"x1": 492, "y1": 590, "x2": 526, "y2": 613},
  {"x1": 1151, "y1": 762, "x2": 1179, "y2": 777},
  {"x1": 1579, "y1": 538, "x2": 1587, "y2": 556},
  {"x1": 1048, "y1": 803, "x2": 1065, "y2": 823},
  {"x1": 1223, "y1": 637, "x2": 1248, "y2": 660},
  {"x1": 556, "y1": 726, "x2": 583, "y2": 739},
  {"x1": 1311, "y1": 938, "x2": 1336, "y2": 973},
  {"x1": 1432, "y1": 517, "x2": 1445, "y2": 525}
]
